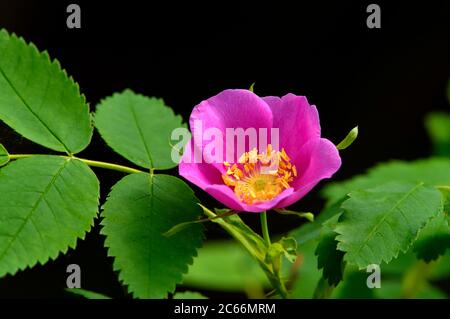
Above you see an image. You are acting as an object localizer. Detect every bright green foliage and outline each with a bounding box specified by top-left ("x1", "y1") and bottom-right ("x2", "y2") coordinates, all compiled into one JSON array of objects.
[
  {"x1": 425, "y1": 112, "x2": 450, "y2": 157},
  {"x1": 413, "y1": 211, "x2": 450, "y2": 262},
  {"x1": 0, "y1": 30, "x2": 92, "y2": 154},
  {"x1": 315, "y1": 215, "x2": 345, "y2": 286},
  {"x1": 335, "y1": 182, "x2": 443, "y2": 268},
  {"x1": 65, "y1": 288, "x2": 111, "y2": 299},
  {"x1": 94, "y1": 90, "x2": 186, "y2": 170},
  {"x1": 173, "y1": 291, "x2": 208, "y2": 299},
  {"x1": 184, "y1": 241, "x2": 269, "y2": 292},
  {"x1": 101, "y1": 174, "x2": 204, "y2": 298},
  {"x1": 316, "y1": 233, "x2": 344, "y2": 286},
  {"x1": 323, "y1": 158, "x2": 450, "y2": 205},
  {"x1": 0, "y1": 143, "x2": 9, "y2": 166},
  {"x1": 1, "y1": 26, "x2": 449, "y2": 300},
  {"x1": 0, "y1": 156, "x2": 99, "y2": 276}
]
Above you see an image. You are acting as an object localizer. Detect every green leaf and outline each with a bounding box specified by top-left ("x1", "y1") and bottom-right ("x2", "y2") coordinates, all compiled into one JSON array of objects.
[
  {"x1": 335, "y1": 182, "x2": 443, "y2": 269},
  {"x1": 413, "y1": 210, "x2": 450, "y2": 262},
  {"x1": 101, "y1": 174, "x2": 204, "y2": 298},
  {"x1": 315, "y1": 215, "x2": 345, "y2": 286},
  {"x1": 336, "y1": 126, "x2": 358, "y2": 150},
  {"x1": 316, "y1": 233, "x2": 344, "y2": 287},
  {"x1": 0, "y1": 30, "x2": 92, "y2": 154},
  {"x1": 0, "y1": 143, "x2": 9, "y2": 166},
  {"x1": 173, "y1": 291, "x2": 207, "y2": 299},
  {"x1": 184, "y1": 241, "x2": 269, "y2": 292},
  {"x1": 65, "y1": 288, "x2": 111, "y2": 299},
  {"x1": 323, "y1": 158, "x2": 450, "y2": 206},
  {"x1": 0, "y1": 156, "x2": 99, "y2": 276},
  {"x1": 94, "y1": 90, "x2": 186, "y2": 170},
  {"x1": 425, "y1": 112, "x2": 450, "y2": 157}
]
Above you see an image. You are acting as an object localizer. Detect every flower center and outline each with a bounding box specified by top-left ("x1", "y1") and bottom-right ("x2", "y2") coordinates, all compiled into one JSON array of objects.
[{"x1": 221, "y1": 144, "x2": 297, "y2": 205}]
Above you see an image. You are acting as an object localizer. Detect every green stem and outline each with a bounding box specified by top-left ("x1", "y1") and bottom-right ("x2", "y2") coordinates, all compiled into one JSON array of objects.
[
  {"x1": 75, "y1": 158, "x2": 143, "y2": 174},
  {"x1": 201, "y1": 205, "x2": 288, "y2": 299},
  {"x1": 201, "y1": 206, "x2": 263, "y2": 260},
  {"x1": 9, "y1": 154, "x2": 143, "y2": 174},
  {"x1": 260, "y1": 211, "x2": 271, "y2": 246}
]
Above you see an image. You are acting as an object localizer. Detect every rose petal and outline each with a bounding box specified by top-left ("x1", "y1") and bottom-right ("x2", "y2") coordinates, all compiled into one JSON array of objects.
[
  {"x1": 204, "y1": 184, "x2": 295, "y2": 212},
  {"x1": 262, "y1": 94, "x2": 320, "y2": 159},
  {"x1": 179, "y1": 139, "x2": 224, "y2": 190},
  {"x1": 275, "y1": 138, "x2": 341, "y2": 208},
  {"x1": 190, "y1": 89, "x2": 273, "y2": 165}
]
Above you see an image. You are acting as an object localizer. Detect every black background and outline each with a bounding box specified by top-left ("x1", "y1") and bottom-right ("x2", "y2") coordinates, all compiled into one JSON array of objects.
[{"x1": 0, "y1": 0, "x2": 449, "y2": 298}]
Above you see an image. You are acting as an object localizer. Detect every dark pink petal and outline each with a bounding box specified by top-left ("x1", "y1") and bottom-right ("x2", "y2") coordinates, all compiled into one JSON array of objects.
[
  {"x1": 262, "y1": 94, "x2": 320, "y2": 159},
  {"x1": 179, "y1": 139, "x2": 224, "y2": 190},
  {"x1": 190, "y1": 89, "x2": 273, "y2": 164},
  {"x1": 275, "y1": 138, "x2": 341, "y2": 208},
  {"x1": 204, "y1": 185, "x2": 295, "y2": 213}
]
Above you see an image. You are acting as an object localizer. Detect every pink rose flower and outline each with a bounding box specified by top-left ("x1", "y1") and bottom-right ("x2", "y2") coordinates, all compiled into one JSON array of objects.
[{"x1": 179, "y1": 89, "x2": 341, "y2": 212}]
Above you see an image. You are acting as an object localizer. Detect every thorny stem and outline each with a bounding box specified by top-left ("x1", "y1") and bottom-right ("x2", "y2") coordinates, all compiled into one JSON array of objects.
[{"x1": 8, "y1": 154, "x2": 143, "y2": 174}]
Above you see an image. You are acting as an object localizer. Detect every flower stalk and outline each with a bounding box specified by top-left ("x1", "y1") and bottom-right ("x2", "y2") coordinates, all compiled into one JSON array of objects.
[
  {"x1": 260, "y1": 211, "x2": 271, "y2": 246},
  {"x1": 200, "y1": 205, "x2": 288, "y2": 298}
]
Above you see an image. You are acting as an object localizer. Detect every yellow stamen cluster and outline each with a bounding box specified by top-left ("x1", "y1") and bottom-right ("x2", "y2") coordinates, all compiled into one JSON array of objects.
[{"x1": 221, "y1": 144, "x2": 297, "y2": 205}]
